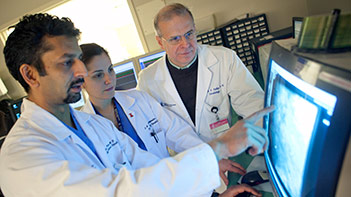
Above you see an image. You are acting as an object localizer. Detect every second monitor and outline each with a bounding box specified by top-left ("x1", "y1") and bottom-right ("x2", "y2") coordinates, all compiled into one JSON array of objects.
[
  {"x1": 137, "y1": 50, "x2": 165, "y2": 70},
  {"x1": 113, "y1": 60, "x2": 138, "y2": 90}
]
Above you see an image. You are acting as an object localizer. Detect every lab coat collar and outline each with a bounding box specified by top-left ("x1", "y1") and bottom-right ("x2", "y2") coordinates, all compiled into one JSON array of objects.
[
  {"x1": 151, "y1": 45, "x2": 220, "y2": 127},
  {"x1": 114, "y1": 91, "x2": 139, "y2": 128},
  {"x1": 20, "y1": 98, "x2": 90, "y2": 141},
  {"x1": 114, "y1": 91, "x2": 137, "y2": 109},
  {"x1": 153, "y1": 55, "x2": 168, "y2": 81},
  {"x1": 197, "y1": 44, "x2": 218, "y2": 69},
  {"x1": 81, "y1": 91, "x2": 139, "y2": 127},
  {"x1": 153, "y1": 54, "x2": 191, "y2": 123},
  {"x1": 82, "y1": 91, "x2": 138, "y2": 116},
  {"x1": 153, "y1": 45, "x2": 219, "y2": 80},
  {"x1": 195, "y1": 45, "x2": 219, "y2": 127}
]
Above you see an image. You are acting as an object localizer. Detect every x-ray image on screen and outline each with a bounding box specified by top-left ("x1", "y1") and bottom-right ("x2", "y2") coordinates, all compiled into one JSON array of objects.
[
  {"x1": 266, "y1": 60, "x2": 337, "y2": 196},
  {"x1": 269, "y1": 76, "x2": 318, "y2": 196}
]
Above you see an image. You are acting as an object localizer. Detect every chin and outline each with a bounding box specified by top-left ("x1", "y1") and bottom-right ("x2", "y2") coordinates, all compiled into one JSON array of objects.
[
  {"x1": 108, "y1": 90, "x2": 115, "y2": 97},
  {"x1": 64, "y1": 92, "x2": 82, "y2": 104},
  {"x1": 101, "y1": 93, "x2": 114, "y2": 101}
]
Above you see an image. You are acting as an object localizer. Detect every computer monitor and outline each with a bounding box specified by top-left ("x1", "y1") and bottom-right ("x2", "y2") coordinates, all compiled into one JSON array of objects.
[
  {"x1": 113, "y1": 59, "x2": 138, "y2": 90},
  {"x1": 0, "y1": 98, "x2": 24, "y2": 136},
  {"x1": 264, "y1": 41, "x2": 351, "y2": 197},
  {"x1": 0, "y1": 98, "x2": 23, "y2": 123},
  {"x1": 137, "y1": 50, "x2": 165, "y2": 70}
]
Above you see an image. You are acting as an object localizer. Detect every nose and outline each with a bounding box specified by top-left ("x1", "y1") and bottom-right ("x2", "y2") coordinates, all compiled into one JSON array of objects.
[
  {"x1": 73, "y1": 59, "x2": 88, "y2": 78},
  {"x1": 104, "y1": 74, "x2": 112, "y2": 85},
  {"x1": 179, "y1": 36, "x2": 190, "y2": 47}
]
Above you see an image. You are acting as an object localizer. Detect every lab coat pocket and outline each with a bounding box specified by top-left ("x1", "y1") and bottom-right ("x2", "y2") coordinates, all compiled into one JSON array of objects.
[
  {"x1": 144, "y1": 118, "x2": 168, "y2": 157},
  {"x1": 146, "y1": 119, "x2": 164, "y2": 144},
  {"x1": 204, "y1": 96, "x2": 230, "y2": 120}
]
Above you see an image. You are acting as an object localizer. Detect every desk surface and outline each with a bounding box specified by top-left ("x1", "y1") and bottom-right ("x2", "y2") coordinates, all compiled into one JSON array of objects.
[{"x1": 228, "y1": 153, "x2": 274, "y2": 197}]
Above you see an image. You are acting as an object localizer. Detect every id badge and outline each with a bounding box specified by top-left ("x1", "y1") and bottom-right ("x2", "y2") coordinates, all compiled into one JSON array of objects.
[{"x1": 210, "y1": 119, "x2": 230, "y2": 134}]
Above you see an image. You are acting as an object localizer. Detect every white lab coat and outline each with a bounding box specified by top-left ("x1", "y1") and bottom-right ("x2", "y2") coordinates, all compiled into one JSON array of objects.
[
  {"x1": 137, "y1": 44, "x2": 264, "y2": 142},
  {"x1": 80, "y1": 89, "x2": 203, "y2": 158},
  {"x1": 0, "y1": 98, "x2": 220, "y2": 197}
]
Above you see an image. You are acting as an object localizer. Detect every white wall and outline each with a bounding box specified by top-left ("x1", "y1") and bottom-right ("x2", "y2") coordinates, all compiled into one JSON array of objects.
[
  {"x1": 306, "y1": 0, "x2": 351, "y2": 15},
  {"x1": 0, "y1": 0, "x2": 350, "y2": 99},
  {"x1": 131, "y1": 0, "x2": 310, "y2": 51}
]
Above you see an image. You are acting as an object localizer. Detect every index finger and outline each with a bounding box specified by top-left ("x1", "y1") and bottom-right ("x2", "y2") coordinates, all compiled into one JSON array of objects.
[{"x1": 245, "y1": 105, "x2": 275, "y2": 124}]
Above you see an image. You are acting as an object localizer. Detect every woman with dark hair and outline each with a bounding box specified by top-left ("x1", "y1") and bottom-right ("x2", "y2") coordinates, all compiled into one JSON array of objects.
[{"x1": 79, "y1": 43, "x2": 204, "y2": 158}]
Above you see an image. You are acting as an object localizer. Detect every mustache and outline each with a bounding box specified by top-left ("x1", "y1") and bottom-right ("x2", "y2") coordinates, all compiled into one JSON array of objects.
[{"x1": 69, "y1": 78, "x2": 85, "y2": 89}]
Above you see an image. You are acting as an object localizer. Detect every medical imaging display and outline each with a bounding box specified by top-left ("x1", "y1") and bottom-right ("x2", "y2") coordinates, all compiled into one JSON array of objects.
[{"x1": 266, "y1": 60, "x2": 336, "y2": 196}]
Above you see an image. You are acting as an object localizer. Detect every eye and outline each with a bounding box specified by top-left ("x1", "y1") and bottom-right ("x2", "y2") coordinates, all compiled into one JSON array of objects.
[
  {"x1": 185, "y1": 30, "x2": 195, "y2": 39},
  {"x1": 63, "y1": 59, "x2": 74, "y2": 67},
  {"x1": 169, "y1": 35, "x2": 181, "y2": 42},
  {"x1": 93, "y1": 73, "x2": 104, "y2": 79}
]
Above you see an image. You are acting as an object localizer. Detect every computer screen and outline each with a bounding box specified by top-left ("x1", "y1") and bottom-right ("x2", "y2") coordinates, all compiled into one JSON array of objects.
[
  {"x1": 138, "y1": 50, "x2": 165, "y2": 70},
  {"x1": 266, "y1": 59, "x2": 336, "y2": 196},
  {"x1": 0, "y1": 98, "x2": 23, "y2": 134},
  {"x1": 264, "y1": 41, "x2": 351, "y2": 197},
  {"x1": 113, "y1": 60, "x2": 138, "y2": 90}
]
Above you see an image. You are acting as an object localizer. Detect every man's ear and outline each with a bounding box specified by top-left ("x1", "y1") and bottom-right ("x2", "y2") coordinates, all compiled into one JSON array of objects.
[
  {"x1": 156, "y1": 36, "x2": 165, "y2": 50},
  {"x1": 19, "y1": 64, "x2": 40, "y2": 88}
]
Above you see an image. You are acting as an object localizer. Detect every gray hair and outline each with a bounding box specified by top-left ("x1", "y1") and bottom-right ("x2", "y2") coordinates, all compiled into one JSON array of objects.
[{"x1": 154, "y1": 3, "x2": 194, "y2": 36}]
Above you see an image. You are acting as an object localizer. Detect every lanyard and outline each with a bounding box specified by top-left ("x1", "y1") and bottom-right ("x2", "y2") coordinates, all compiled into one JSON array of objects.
[{"x1": 112, "y1": 99, "x2": 123, "y2": 131}]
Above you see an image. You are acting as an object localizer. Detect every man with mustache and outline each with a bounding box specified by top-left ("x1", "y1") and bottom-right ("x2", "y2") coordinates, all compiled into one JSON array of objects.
[{"x1": 0, "y1": 13, "x2": 272, "y2": 196}]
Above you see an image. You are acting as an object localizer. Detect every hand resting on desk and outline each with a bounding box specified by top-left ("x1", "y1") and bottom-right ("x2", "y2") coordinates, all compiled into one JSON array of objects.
[{"x1": 219, "y1": 159, "x2": 246, "y2": 185}]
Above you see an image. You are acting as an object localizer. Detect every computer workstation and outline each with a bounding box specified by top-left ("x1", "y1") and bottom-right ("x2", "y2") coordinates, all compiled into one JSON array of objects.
[{"x1": 230, "y1": 38, "x2": 351, "y2": 196}]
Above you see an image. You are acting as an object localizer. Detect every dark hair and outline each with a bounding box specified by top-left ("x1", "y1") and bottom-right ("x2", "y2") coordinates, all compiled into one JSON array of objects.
[
  {"x1": 80, "y1": 43, "x2": 109, "y2": 65},
  {"x1": 3, "y1": 13, "x2": 81, "y2": 92},
  {"x1": 154, "y1": 3, "x2": 194, "y2": 36}
]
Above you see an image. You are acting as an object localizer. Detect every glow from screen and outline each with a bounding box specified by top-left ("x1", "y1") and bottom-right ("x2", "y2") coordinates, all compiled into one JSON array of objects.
[{"x1": 271, "y1": 61, "x2": 336, "y2": 114}]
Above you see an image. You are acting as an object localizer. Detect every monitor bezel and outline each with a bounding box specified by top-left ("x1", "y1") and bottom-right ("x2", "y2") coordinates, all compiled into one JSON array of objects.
[{"x1": 292, "y1": 17, "x2": 303, "y2": 39}]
